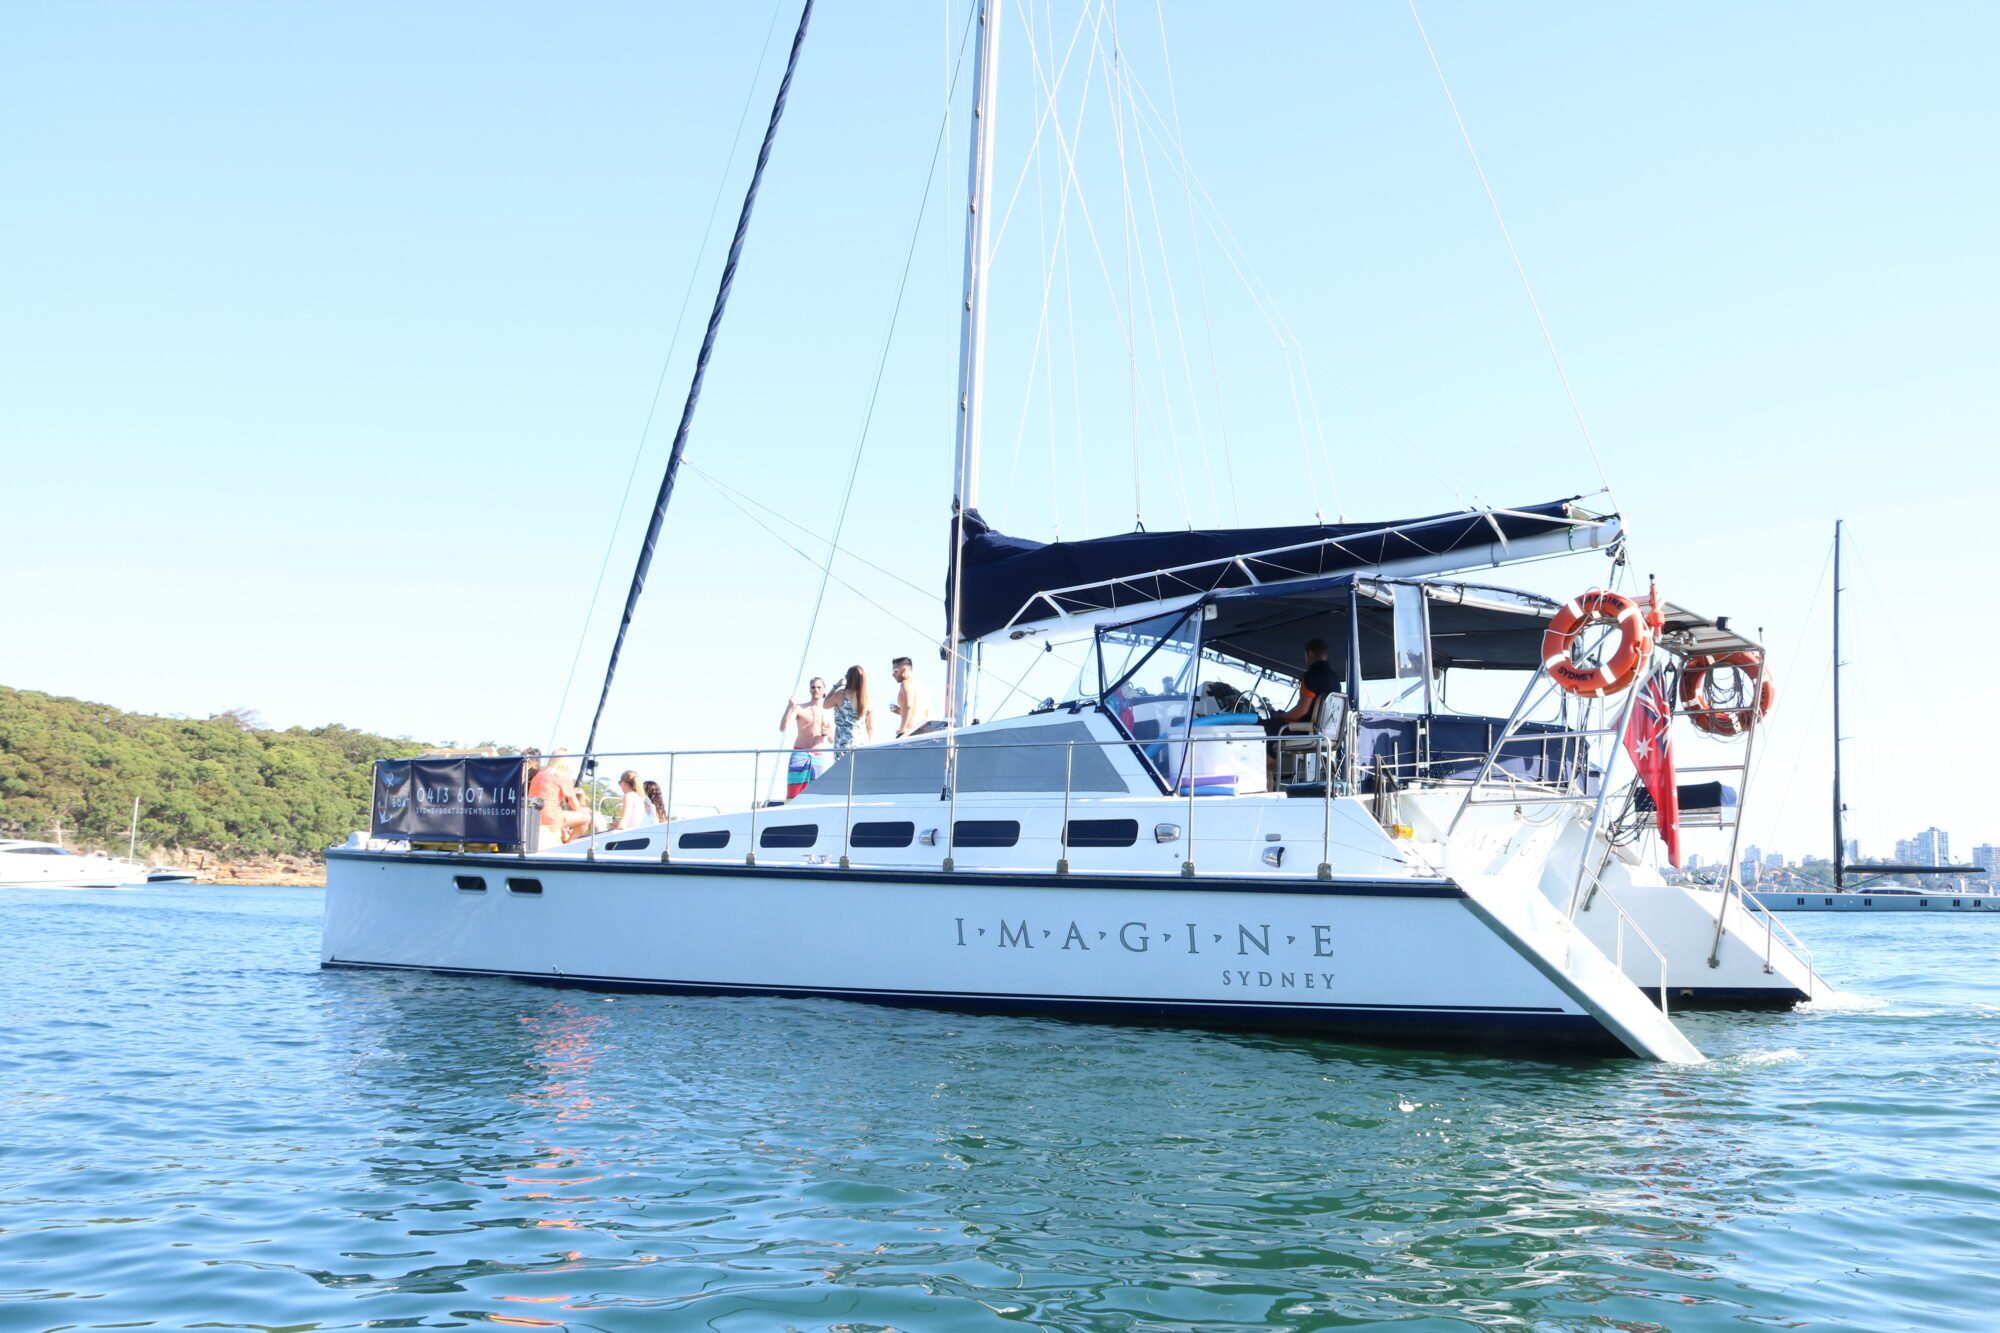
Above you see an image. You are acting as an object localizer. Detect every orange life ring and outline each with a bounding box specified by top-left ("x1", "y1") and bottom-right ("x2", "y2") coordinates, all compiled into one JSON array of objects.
[
  {"x1": 1541, "y1": 590, "x2": 1652, "y2": 697},
  {"x1": 1679, "y1": 651, "x2": 1775, "y2": 736}
]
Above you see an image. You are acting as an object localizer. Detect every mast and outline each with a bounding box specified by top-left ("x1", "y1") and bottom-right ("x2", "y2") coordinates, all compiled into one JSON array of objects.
[
  {"x1": 1832, "y1": 518, "x2": 1846, "y2": 890},
  {"x1": 945, "y1": 0, "x2": 1002, "y2": 725}
]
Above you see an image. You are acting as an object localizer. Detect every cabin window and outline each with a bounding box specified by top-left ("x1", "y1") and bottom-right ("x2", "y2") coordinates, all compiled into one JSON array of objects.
[
  {"x1": 454, "y1": 875, "x2": 487, "y2": 892},
  {"x1": 1864, "y1": 898, "x2": 1872, "y2": 906},
  {"x1": 1954, "y1": 899, "x2": 1963, "y2": 907},
  {"x1": 760, "y1": 824, "x2": 817, "y2": 849},
  {"x1": 850, "y1": 821, "x2": 915, "y2": 849},
  {"x1": 678, "y1": 830, "x2": 730, "y2": 850},
  {"x1": 1921, "y1": 899, "x2": 1929, "y2": 907},
  {"x1": 1065, "y1": 818, "x2": 1139, "y2": 848},
  {"x1": 507, "y1": 878, "x2": 543, "y2": 895},
  {"x1": 1824, "y1": 898, "x2": 1832, "y2": 906},
  {"x1": 954, "y1": 820, "x2": 1020, "y2": 848},
  {"x1": 604, "y1": 837, "x2": 650, "y2": 852},
  {"x1": 1796, "y1": 897, "x2": 1805, "y2": 906}
]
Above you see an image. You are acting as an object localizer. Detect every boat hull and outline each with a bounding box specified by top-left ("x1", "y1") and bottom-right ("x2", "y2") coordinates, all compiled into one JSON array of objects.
[
  {"x1": 1753, "y1": 890, "x2": 1999, "y2": 913},
  {"x1": 323, "y1": 850, "x2": 1644, "y2": 1058}
]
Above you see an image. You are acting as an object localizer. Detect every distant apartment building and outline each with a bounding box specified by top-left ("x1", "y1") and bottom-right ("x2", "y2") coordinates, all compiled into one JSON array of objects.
[
  {"x1": 1897, "y1": 828, "x2": 1951, "y2": 867},
  {"x1": 1843, "y1": 838, "x2": 1860, "y2": 861},
  {"x1": 1975, "y1": 845, "x2": 1999, "y2": 879},
  {"x1": 1764, "y1": 851, "x2": 1787, "y2": 870}
]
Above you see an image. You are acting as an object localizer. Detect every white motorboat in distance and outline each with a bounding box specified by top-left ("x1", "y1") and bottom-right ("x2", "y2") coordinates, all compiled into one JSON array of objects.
[{"x1": 0, "y1": 840, "x2": 149, "y2": 889}]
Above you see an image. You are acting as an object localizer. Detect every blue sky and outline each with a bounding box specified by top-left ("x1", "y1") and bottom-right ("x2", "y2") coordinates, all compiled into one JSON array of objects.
[{"x1": 3, "y1": 2, "x2": 1994, "y2": 859}]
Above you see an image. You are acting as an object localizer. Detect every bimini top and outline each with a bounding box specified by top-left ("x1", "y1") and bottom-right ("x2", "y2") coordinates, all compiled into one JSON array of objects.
[
  {"x1": 1198, "y1": 576, "x2": 1560, "y2": 681},
  {"x1": 954, "y1": 496, "x2": 1620, "y2": 643},
  {"x1": 1104, "y1": 575, "x2": 1764, "y2": 687}
]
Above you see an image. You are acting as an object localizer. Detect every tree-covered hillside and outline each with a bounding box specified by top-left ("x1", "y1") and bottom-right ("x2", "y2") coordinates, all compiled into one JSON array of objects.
[{"x1": 0, "y1": 686, "x2": 437, "y2": 858}]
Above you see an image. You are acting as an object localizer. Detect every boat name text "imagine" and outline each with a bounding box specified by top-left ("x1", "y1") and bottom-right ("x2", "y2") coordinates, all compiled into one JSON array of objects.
[{"x1": 954, "y1": 918, "x2": 1337, "y2": 958}]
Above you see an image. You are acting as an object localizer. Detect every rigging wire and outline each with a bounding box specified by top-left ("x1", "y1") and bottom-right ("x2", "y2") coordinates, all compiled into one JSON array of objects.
[
  {"x1": 1153, "y1": 0, "x2": 1239, "y2": 524},
  {"x1": 1106, "y1": 2, "x2": 1144, "y2": 527},
  {"x1": 1846, "y1": 531, "x2": 1977, "y2": 833},
  {"x1": 1117, "y1": 67, "x2": 1483, "y2": 510},
  {"x1": 682, "y1": 461, "x2": 942, "y2": 603},
  {"x1": 1743, "y1": 535, "x2": 1835, "y2": 852},
  {"x1": 1405, "y1": 1, "x2": 1623, "y2": 526},
  {"x1": 579, "y1": 0, "x2": 816, "y2": 770},
  {"x1": 546, "y1": 0, "x2": 788, "y2": 749},
  {"x1": 1116, "y1": 45, "x2": 1213, "y2": 528},
  {"x1": 689, "y1": 470, "x2": 939, "y2": 642},
  {"x1": 781, "y1": 0, "x2": 980, "y2": 704}
]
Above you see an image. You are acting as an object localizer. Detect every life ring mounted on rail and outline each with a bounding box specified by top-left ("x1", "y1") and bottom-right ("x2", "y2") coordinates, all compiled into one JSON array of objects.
[
  {"x1": 1680, "y1": 651, "x2": 1775, "y2": 735},
  {"x1": 1541, "y1": 589, "x2": 1652, "y2": 697}
]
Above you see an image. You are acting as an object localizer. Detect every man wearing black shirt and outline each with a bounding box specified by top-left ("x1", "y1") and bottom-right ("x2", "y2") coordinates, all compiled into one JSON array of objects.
[{"x1": 1263, "y1": 637, "x2": 1339, "y2": 735}]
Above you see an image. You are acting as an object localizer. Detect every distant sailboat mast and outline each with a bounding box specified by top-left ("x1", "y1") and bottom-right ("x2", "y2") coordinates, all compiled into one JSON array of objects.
[
  {"x1": 1832, "y1": 518, "x2": 1846, "y2": 890},
  {"x1": 945, "y1": 0, "x2": 1002, "y2": 726}
]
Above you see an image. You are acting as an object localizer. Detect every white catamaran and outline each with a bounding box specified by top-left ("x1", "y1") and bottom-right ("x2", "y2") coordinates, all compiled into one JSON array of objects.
[{"x1": 323, "y1": 2, "x2": 1824, "y2": 1060}]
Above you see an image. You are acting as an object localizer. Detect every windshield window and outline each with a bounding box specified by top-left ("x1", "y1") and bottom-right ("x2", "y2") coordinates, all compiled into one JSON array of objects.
[{"x1": 1091, "y1": 609, "x2": 1201, "y2": 745}]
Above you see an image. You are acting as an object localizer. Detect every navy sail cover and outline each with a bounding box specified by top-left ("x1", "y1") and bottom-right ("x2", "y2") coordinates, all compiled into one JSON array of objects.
[{"x1": 953, "y1": 497, "x2": 1603, "y2": 642}]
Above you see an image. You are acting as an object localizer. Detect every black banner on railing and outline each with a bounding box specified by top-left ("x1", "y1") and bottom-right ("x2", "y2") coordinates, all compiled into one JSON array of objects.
[{"x1": 371, "y1": 757, "x2": 527, "y2": 845}]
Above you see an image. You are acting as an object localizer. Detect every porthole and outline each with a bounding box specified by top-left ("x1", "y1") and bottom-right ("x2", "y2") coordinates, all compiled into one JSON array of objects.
[
  {"x1": 454, "y1": 875, "x2": 487, "y2": 892},
  {"x1": 954, "y1": 820, "x2": 1020, "y2": 849},
  {"x1": 1065, "y1": 818, "x2": 1139, "y2": 848},
  {"x1": 850, "y1": 821, "x2": 915, "y2": 849},
  {"x1": 507, "y1": 878, "x2": 544, "y2": 895}
]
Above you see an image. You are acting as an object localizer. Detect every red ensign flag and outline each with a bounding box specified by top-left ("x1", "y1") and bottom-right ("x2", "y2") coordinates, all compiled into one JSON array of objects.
[{"x1": 1624, "y1": 668, "x2": 1681, "y2": 867}]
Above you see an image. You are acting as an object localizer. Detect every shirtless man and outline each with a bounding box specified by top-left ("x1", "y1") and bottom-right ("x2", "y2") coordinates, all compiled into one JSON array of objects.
[
  {"x1": 889, "y1": 656, "x2": 932, "y2": 737},
  {"x1": 780, "y1": 678, "x2": 836, "y2": 799}
]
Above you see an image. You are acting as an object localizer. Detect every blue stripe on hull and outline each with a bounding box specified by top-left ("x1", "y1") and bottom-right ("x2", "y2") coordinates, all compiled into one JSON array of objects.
[{"x1": 320, "y1": 958, "x2": 1631, "y2": 1059}]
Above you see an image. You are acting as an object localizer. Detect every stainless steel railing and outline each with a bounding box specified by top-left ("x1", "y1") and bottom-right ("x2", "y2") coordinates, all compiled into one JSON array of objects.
[{"x1": 512, "y1": 729, "x2": 1353, "y2": 877}]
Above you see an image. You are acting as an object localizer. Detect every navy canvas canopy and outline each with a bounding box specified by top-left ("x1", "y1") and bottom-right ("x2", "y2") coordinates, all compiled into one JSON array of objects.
[
  {"x1": 954, "y1": 497, "x2": 1606, "y2": 643},
  {"x1": 1198, "y1": 576, "x2": 1559, "y2": 681}
]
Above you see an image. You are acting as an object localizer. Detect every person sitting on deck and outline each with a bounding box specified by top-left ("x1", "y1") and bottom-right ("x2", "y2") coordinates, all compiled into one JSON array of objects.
[
  {"x1": 642, "y1": 779, "x2": 667, "y2": 824},
  {"x1": 781, "y1": 678, "x2": 836, "y2": 799},
  {"x1": 614, "y1": 769, "x2": 648, "y2": 830},
  {"x1": 1261, "y1": 638, "x2": 1338, "y2": 735},
  {"x1": 531, "y1": 751, "x2": 595, "y2": 844}
]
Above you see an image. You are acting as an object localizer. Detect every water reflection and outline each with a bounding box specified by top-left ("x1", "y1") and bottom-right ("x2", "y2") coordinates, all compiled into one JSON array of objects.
[{"x1": 5, "y1": 890, "x2": 2000, "y2": 1330}]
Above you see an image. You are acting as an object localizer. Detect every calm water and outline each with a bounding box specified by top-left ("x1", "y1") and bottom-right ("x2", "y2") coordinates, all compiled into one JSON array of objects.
[{"x1": 2, "y1": 886, "x2": 1997, "y2": 1331}]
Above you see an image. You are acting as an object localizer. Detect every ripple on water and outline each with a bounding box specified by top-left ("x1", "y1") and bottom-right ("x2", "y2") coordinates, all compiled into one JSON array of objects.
[{"x1": 3, "y1": 890, "x2": 2000, "y2": 1330}]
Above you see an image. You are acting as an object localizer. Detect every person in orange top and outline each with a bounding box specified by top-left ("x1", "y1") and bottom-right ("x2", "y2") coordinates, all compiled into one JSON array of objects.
[{"x1": 530, "y1": 751, "x2": 594, "y2": 844}]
